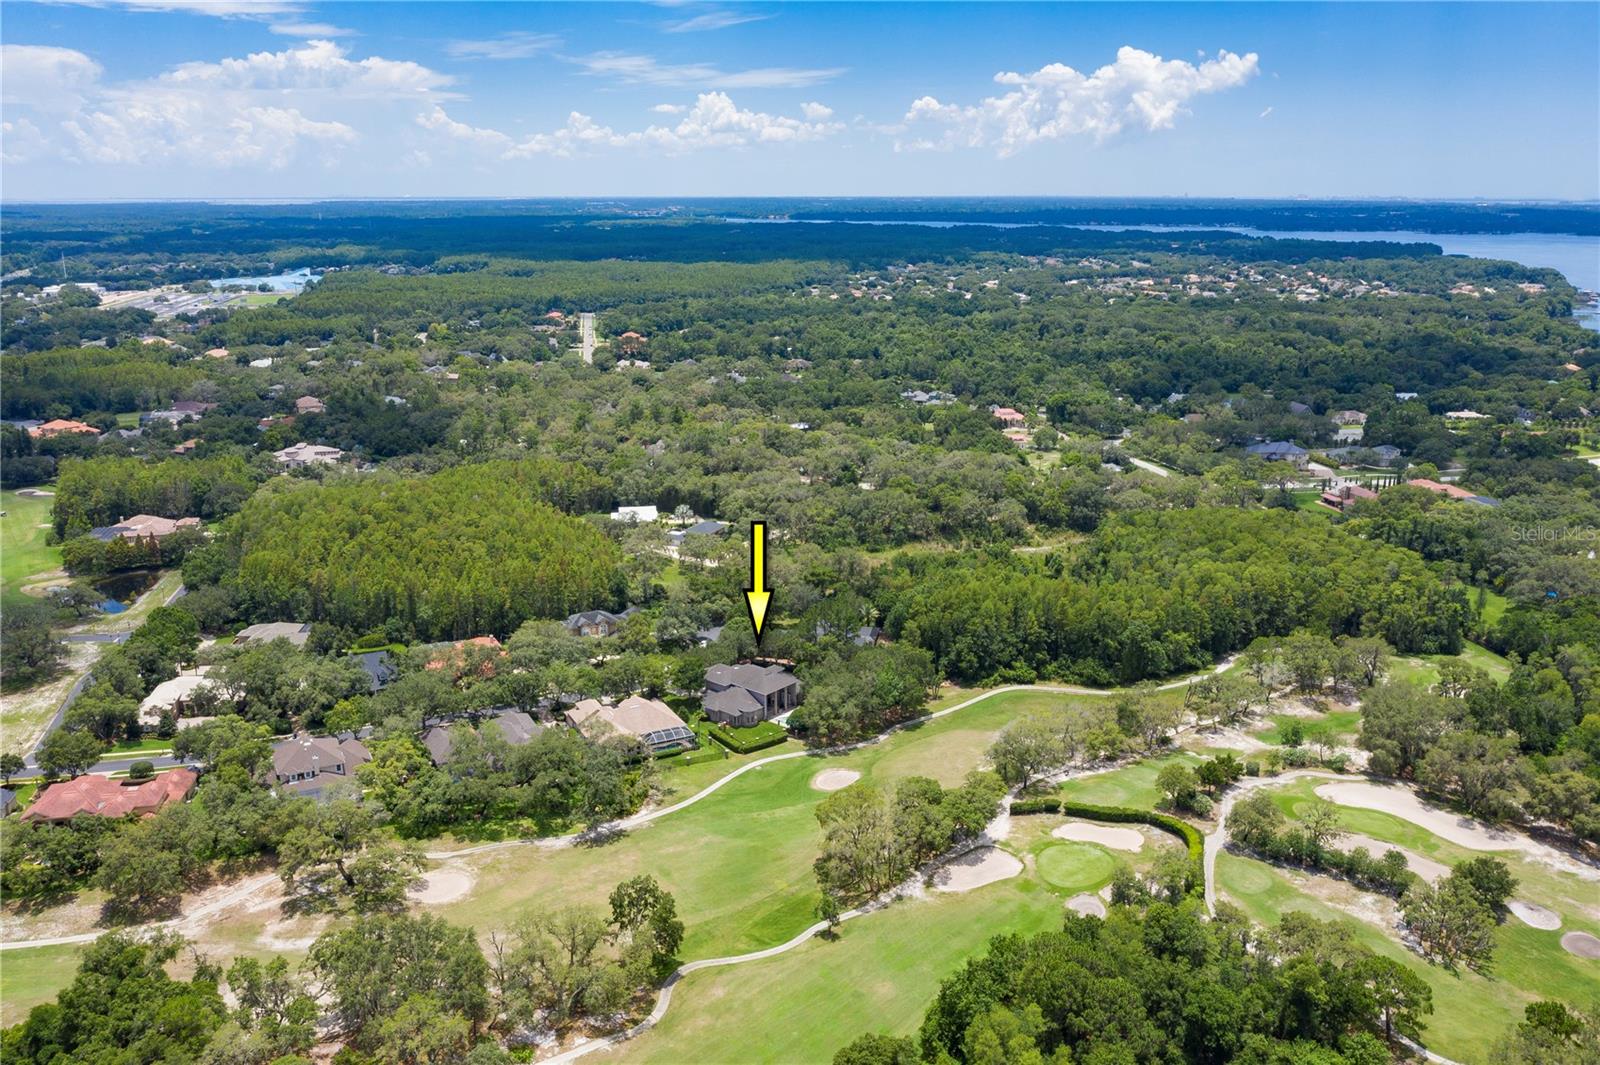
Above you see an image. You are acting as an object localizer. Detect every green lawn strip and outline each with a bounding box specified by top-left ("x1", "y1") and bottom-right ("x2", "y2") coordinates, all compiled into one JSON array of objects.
[
  {"x1": 106, "y1": 737, "x2": 174, "y2": 756},
  {"x1": 0, "y1": 488, "x2": 62, "y2": 609},
  {"x1": 1053, "y1": 751, "x2": 1201, "y2": 810},
  {"x1": 0, "y1": 942, "x2": 86, "y2": 1027},
  {"x1": 1252, "y1": 709, "x2": 1361, "y2": 745},
  {"x1": 613, "y1": 879, "x2": 1063, "y2": 1065},
  {"x1": 1216, "y1": 851, "x2": 1598, "y2": 1065}
]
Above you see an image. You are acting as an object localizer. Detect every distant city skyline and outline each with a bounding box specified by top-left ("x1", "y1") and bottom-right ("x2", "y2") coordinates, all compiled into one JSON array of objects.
[{"x1": 2, "y1": 2, "x2": 1596, "y2": 201}]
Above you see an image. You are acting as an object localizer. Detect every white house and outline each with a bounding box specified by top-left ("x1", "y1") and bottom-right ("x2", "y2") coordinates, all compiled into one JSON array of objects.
[
  {"x1": 609, "y1": 505, "x2": 659, "y2": 523},
  {"x1": 273, "y1": 442, "x2": 343, "y2": 468}
]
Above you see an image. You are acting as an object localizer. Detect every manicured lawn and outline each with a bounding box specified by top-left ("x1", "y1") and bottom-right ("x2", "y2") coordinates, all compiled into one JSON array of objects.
[
  {"x1": 0, "y1": 943, "x2": 85, "y2": 1026},
  {"x1": 0, "y1": 488, "x2": 61, "y2": 609},
  {"x1": 1054, "y1": 751, "x2": 1200, "y2": 810},
  {"x1": 613, "y1": 876, "x2": 1063, "y2": 1064},
  {"x1": 113, "y1": 411, "x2": 141, "y2": 428},
  {"x1": 1035, "y1": 842, "x2": 1116, "y2": 893},
  {"x1": 106, "y1": 737, "x2": 174, "y2": 755}
]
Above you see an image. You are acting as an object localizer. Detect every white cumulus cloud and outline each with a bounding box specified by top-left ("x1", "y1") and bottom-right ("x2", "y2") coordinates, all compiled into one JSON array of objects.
[
  {"x1": 900, "y1": 45, "x2": 1259, "y2": 155},
  {"x1": 3, "y1": 39, "x2": 452, "y2": 169},
  {"x1": 1, "y1": 45, "x2": 104, "y2": 111},
  {"x1": 487, "y1": 92, "x2": 843, "y2": 158}
]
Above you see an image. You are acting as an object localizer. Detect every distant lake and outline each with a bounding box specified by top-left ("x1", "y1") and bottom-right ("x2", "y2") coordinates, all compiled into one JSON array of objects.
[
  {"x1": 211, "y1": 267, "x2": 321, "y2": 293},
  {"x1": 729, "y1": 217, "x2": 1600, "y2": 330}
]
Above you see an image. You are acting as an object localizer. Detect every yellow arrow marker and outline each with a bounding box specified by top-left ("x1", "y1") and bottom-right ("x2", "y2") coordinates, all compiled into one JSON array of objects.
[{"x1": 744, "y1": 520, "x2": 772, "y2": 642}]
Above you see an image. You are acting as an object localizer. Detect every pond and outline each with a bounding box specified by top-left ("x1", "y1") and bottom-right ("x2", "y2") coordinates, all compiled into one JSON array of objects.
[{"x1": 93, "y1": 569, "x2": 162, "y2": 613}]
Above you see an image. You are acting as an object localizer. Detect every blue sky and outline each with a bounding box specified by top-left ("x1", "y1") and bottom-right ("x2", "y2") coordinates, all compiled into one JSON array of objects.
[{"x1": 2, "y1": 2, "x2": 1595, "y2": 201}]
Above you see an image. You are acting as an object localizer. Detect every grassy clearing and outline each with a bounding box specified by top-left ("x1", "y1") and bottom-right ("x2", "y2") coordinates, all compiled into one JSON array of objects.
[
  {"x1": 0, "y1": 488, "x2": 61, "y2": 609},
  {"x1": 1054, "y1": 751, "x2": 1200, "y2": 809},
  {"x1": 1389, "y1": 641, "x2": 1512, "y2": 691},
  {"x1": 1253, "y1": 709, "x2": 1361, "y2": 745},
  {"x1": 0, "y1": 942, "x2": 85, "y2": 1026}
]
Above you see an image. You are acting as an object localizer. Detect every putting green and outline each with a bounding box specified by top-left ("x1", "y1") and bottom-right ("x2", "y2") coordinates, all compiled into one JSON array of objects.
[{"x1": 1036, "y1": 842, "x2": 1116, "y2": 894}]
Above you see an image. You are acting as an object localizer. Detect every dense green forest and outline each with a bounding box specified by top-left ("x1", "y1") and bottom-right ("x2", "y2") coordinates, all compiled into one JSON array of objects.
[
  {"x1": 882, "y1": 510, "x2": 1470, "y2": 684},
  {"x1": 192, "y1": 461, "x2": 624, "y2": 641}
]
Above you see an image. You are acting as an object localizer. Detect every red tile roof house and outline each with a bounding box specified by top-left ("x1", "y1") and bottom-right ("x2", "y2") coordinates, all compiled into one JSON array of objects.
[
  {"x1": 22, "y1": 769, "x2": 197, "y2": 823},
  {"x1": 426, "y1": 636, "x2": 505, "y2": 678},
  {"x1": 29, "y1": 419, "x2": 100, "y2": 439},
  {"x1": 989, "y1": 406, "x2": 1027, "y2": 427},
  {"x1": 1319, "y1": 484, "x2": 1378, "y2": 511}
]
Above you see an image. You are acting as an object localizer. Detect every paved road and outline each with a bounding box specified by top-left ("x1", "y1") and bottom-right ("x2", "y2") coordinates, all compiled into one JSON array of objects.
[
  {"x1": 579, "y1": 312, "x2": 596, "y2": 364},
  {"x1": 1127, "y1": 457, "x2": 1173, "y2": 478}
]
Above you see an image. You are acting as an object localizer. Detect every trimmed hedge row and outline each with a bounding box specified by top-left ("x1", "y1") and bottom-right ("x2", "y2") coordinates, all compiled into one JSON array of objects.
[
  {"x1": 706, "y1": 721, "x2": 789, "y2": 755},
  {"x1": 1011, "y1": 796, "x2": 1206, "y2": 890}
]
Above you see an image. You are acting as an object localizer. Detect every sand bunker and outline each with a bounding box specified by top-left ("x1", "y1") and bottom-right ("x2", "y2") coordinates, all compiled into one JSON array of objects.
[
  {"x1": 1508, "y1": 900, "x2": 1562, "y2": 931},
  {"x1": 410, "y1": 867, "x2": 474, "y2": 906},
  {"x1": 934, "y1": 847, "x2": 1023, "y2": 893},
  {"x1": 1339, "y1": 833, "x2": 1450, "y2": 883},
  {"x1": 1561, "y1": 931, "x2": 1600, "y2": 959},
  {"x1": 812, "y1": 768, "x2": 861, "y2": 792},
  {"x1": 1052, "y1": 822, "x2": 1145, "y2": 852},
  {"x1": 1066, "y1": 893, "x2": 1107, "y2": 918},
  {"x1": 1314, "y1": 781, "x2": 1600, "y2": 880}
]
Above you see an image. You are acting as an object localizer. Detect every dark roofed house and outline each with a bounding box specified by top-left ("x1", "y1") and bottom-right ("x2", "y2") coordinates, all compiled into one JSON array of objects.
[
  {"x1": 564, "y1": 608, "x2": 635, "y2": 638},
  {"x1": 668, "y1": 520, "x2": 728, "y2": 547},
  {"x1": 348, "y1": 650, "x2": 397, "y2": 692},
  {"x1": 424, "y1": 710, "x2": 545, "y2": 765},
  {"x1": 816, "y1": 622, "x2": 883, "y2": 647},
  {"x1": 703, "y1": 663, "x2": 800, "y2": 727},
  {"x1": 1244, "y1": 441, "x2": 1309, "y2": 468},
  {"x1": 422, "y1": 725, "x2": 461, "y2": 766},
  {"x1": 270, "y1": 733, "x2": 370, "y2": 799},
  {"x1": 235, "y1": 621, "x2": 312, "y2": 647},
  {"x1": 486, "y1": 710, "x2": 544, "y2": 746}
]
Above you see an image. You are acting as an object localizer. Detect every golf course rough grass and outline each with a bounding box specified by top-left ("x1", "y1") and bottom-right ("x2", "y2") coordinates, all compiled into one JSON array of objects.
[{"x1": 0, "y1": 488, "x2": 61, "y2": 609}]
